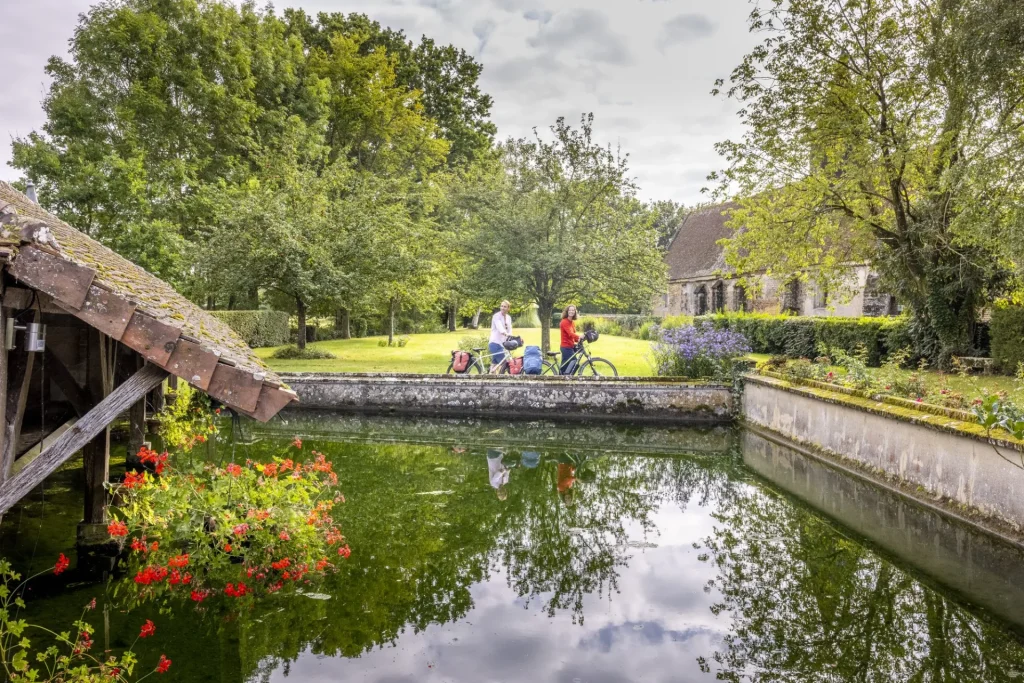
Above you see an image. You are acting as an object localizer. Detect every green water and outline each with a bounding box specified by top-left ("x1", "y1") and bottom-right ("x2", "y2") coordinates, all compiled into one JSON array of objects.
[{"x1": 3, "y1": 414, "x2": 1024, "y2": 682}]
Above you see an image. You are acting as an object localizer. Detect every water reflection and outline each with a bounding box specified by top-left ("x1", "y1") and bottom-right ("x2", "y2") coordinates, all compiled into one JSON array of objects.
[{"x1": 1, "y1": 416, "x2": 1023, "y2": 682}]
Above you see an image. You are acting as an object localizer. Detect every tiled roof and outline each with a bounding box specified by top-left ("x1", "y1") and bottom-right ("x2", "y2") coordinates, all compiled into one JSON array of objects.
[
  {"x1": 664, "y1": 202, "x2": 738, "y2": 281},
  {"x1": 0, "y1": 181, "x2": 296, "y2": 421}
]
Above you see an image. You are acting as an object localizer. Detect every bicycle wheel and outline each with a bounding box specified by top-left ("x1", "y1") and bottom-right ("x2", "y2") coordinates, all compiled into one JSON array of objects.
[
  {"x1": 578, "y1": 357, "x2": 618, "y2": 377},
  {"x1": 540, "y1": 360, "x2": 559, "y2": 376},
  {"x1": 446, "y1": 360, "x2": 483, "y2": 375}
]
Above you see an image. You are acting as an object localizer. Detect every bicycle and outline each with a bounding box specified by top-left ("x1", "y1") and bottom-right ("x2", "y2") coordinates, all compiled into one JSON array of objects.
[
  {"x1": 542, "y1": 330, "x2": 618, "y2": 377},
  {"x1": 446, "y1": 336, "x2": 558, "y2": 376}
]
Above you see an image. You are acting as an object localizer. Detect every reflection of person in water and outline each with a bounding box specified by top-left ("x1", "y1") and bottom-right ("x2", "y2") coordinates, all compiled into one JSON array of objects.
[
  {"x1": 487, "y1": 448, "x2": 510, "y2": 500},
  {"x1": 557, "y1": 462, "x2": 576, "y2": 506}
]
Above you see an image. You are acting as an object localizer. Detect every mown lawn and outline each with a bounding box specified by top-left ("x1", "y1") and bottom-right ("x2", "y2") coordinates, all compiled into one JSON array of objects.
[{"x1": 256, "y1": 330, "x2": 657, "y2": 376}]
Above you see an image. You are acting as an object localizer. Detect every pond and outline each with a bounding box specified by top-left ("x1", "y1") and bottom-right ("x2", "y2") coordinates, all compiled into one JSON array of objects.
[{"x1": 4, "y1": 413, "x2": 1024, "y2": 682}]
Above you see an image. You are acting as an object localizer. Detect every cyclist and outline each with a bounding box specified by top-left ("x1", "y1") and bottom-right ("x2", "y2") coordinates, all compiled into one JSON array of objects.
[
  {"x1": 489, "y1": 300, "x2": 513, "y2": 374},
  {"x1": 559, "y1": 304, "x2": 581, "y2": 374}
]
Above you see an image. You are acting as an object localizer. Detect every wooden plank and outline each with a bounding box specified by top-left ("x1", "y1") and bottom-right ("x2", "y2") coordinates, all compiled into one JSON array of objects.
[
  {"x1": 0, "y1": 307, "x2": 7, "y2": 496},
  {"x1": 206, "y1": 363, "x2": 262, "y2": 412},
  {"x1": 82, "y1": 433, "x2": 107, "y2": 524},
  {"x1": 246, "y1": 385, "x2": 299, "y2": 423},
  {"x1": 0, "y1": 363, "x2": 167, "y2": 516},
  {"x1": 2, "y1": 288, "x2": 32, "y2": 310},
  {"x1": 120, "y1": 311, "x2": 180, "y2": 366},
  {"x1": 7, "y1": 246, "x2": 95, "y2": 310},
  {"x1": 12, "y1": 418, "x2": 77, "y2": 476},
  {"x1": 44, "y1": 347, "x2": 91, "y2": 418},
  {"x1": 165, "y1": 337, "x2": 219, "y2": 390},
  {"x1": 58, "y1": 285, "x2": 137, "y2": 340}
]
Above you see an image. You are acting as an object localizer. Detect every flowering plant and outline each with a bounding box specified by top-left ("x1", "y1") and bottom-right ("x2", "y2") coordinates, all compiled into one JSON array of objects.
[
  {"x1": 154, "y1": 383, "x2": 218, "y2": 452},
  {"x1": 652, "y1": 324, "x2": 751, "y2": 378},
  {"x1": 0, "y1": 557, "x2": 170, "y2": 681},
  {"x1": 108, "y1": 440, "x2": 349, "y2": 605}
]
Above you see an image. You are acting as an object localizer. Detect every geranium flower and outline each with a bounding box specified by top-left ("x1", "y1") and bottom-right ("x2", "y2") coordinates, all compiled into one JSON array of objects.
[
  {"x1": 338, "y1": 545, "x2": 351, "y2": 558},
  {"x1": 156, "y1": 654, "x2": 172, "y2": 673},
  {"x1": 168, "y1": 554, "x2": 189, "y2": 568},
  {"x1": 225, "y1": 463, "x2": 242, "y2": 477},
  {"x1": 292, "y1": 438, "x2": 303, "y2": 449},
  {"x1": 54, "y1": 553, "x2": 70, "y2": 575},
  {"x1": 139, "y1": 620, "x2": 156, "y2": 638},
  {"x1": 123, "y1": 471, "x2": 146, "y2": 489},
  {"x1": 107, "y1": 521, "x2": 129, "y2": 537}
]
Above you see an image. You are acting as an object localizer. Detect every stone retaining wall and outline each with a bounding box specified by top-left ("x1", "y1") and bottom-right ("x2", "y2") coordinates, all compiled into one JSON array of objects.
[
  {"x1": 742, "y1": 374, "x2": 1024, "y2": 532},
  {"x1": 279, "y1": 373, "x2": 733, "y2": 423}
]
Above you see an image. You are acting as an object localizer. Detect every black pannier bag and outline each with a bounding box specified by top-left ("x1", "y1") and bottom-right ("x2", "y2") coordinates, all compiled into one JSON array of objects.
[
  {"x1": 503, "y1": 335, "x2": 524, "y2": 351},
  {"x1": 583, "y1": 329, "x2": 599, "y2": 343}
]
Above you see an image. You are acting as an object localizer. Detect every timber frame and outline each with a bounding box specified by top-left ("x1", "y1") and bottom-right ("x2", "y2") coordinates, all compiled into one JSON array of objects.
[{"x1": 0, "y1": 181, "x2": 298, "y2": 521}]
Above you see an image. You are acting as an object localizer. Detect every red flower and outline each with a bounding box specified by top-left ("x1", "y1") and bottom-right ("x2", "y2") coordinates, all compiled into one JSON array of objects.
[
  {"x1": 225, "y1": 463, "x2": 242, "y2": 477},
  {"x1": 315, "y1": 558, "x2": 330, "y2": 571},
  {"x1": 123, "y1": 471, "x2": 146, "y2": 489},
  {"x1": 156, "y1": 654, "x2": 172, "y2": 674},
  {"x1": 190, "y1": 589, "x2": 209, "y2": 603},
  {"x1": 168, "y1": 554, "x2": 189, "y2": 568},
  {"x1": 223, "y1": 543, "x2": 233, "y2": 553},
  {"x1": 338, "y1": 545, "x2": 351, "y2": 558},
  {"x1": 107, "y1": 521, "x2": 129, "y2": 538},
  {"x1": 292, "y1": 438, "x2": 302, "y2": 449},
  {"x1": 86, "y1": 598, "x2": 97, "y2": 611},
  {"x1": 224, "y1": 582, "x2": 249, "y2": 598},
  {"x1": 109, "y1": 667, "x2": 120, "y2": 677},
  {"x1": 130, "y1": 538, "x2": 147, "y2": 553},
  {"x1": 278, "y1": 531, "x2": 290, "y2": 541},
  {"x1": 231, "y1": 523, "x2": 250, "y2": 537},
  {"x1": 139, "y1": 619, "x2": 156, "y2": 638},
  {"x1": 271, "y1": 557, "x2": 291, "y2": 571},
  {"x1": 196, "y1": 434, "x2": 207, "y2": 443},
  {"x1": 54, "y1": 553, "x2": 70, "y2": 575},
  {"x1": 149, "y1": 541, "x2": 159, "y2": 553}
]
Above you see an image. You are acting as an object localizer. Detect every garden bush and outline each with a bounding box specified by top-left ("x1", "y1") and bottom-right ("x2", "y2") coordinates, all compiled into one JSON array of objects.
[
  {"x1": 686, "y1": 313, "x2": 911, "y2": 366},
  {"x1": 211, "y1": 310, "x2": 289, "y2": 348},
  {"x1": 270, "y1": 345, "x2": 337, "y2": 360},
  {"x1": 652, "y1": 325, "x2": 751, "y2": 378},
  {"x1": 991, "y1": 306, "x2": 1024, "y2": 373}
]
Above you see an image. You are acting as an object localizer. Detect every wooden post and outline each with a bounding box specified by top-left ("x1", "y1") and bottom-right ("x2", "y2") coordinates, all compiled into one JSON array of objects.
[
  {"x1": 149, "y1": 380, "x2": 165, "y2": 414},
  {"x1": 127, "y1": 354, "x2": 145, "y2": 468},
  {"x1": 166, "y1": 374, "x2": 178, "y2": 405},
  {"x1": 1, "y1": 322, "x2": 35, "y2": 482},
  {"x1": 0, "y1": 363, "x2": 167, "y2": 516},
  {"x1": 0, "y1": 305, "x2": 8, "y2": 491},
  {"x1": 82, "y1": 435, "x2": 107, "y2": 524}
]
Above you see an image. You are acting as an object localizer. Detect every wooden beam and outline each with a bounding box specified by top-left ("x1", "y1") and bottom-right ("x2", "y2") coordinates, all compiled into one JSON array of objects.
[
  {"x1": 1, "y1": 322, "x2": 34, "y2": 481},
  {"x1": 82, "y1": 434, "x2": 107, "y2": 524},
  {"x1": 43, "y1": 348, "x2": 90, "y2": 418},
  {"x1": 127, "y1": 354, "x2": 145, "y2": 468},
  {"x1": 0, "y1": 305, "x2": 8, "y2": 495},
  {"x1": 0, "y1": 363, "x2": 167, "y2": 516}
]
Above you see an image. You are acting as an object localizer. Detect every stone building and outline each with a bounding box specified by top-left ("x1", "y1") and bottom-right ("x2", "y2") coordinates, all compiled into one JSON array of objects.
[{"x1": 653, "y1": 203, "x2": 897, "y2": 318}]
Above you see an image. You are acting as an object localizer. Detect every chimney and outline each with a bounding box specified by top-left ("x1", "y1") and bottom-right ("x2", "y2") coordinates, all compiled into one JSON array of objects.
[{"x1": 25, "y1": 181, "x2": 38, "y2": 204}]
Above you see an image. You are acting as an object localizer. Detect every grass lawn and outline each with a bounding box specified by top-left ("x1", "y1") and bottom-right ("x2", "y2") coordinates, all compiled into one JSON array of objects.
[{"x1": 256, "y1": 330, "x2": 657, "y2": 376}]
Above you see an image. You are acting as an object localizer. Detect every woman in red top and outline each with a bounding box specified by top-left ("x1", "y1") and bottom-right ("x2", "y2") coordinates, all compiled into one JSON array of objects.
[{"x1": 559, "y1": 305, "x2": 580, "y2": 374}]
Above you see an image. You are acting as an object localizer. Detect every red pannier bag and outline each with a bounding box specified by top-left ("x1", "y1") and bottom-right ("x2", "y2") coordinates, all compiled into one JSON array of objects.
[
  {"x1": 451, "y1": 351, "x2": 471, "y2": 372},
  {"x1": 508, "y1": 357, "x2": 524, "y2": 375}
]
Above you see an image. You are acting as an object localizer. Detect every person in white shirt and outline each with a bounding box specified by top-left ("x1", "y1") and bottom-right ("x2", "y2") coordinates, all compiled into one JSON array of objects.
[
  {"x1": 488, "y1": 300, "x2": 512, "y2": 374},
  {"x1": 487, "y1": 448, "x2": 510, "y2": 500}
]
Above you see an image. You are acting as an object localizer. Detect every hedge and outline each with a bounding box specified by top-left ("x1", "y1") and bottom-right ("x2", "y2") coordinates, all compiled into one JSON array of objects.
[
  {"x1": 991, "y1": 306, "x2": 1024, "y2": 373},
  {"x1": 668, "y1": 313, "x2": 912, "y2": 367},
  {"x1": 210, "y1": 310, "x2": 290, "y2": 348}
]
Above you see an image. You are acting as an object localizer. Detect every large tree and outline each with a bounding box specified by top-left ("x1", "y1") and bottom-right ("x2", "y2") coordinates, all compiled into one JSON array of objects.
[
  {"x1": 714, "y1": 0, "x2": 1024, "y2": 364},
  {"x1": 461, "y1": 115, "x2": 666, "y2": 352}
]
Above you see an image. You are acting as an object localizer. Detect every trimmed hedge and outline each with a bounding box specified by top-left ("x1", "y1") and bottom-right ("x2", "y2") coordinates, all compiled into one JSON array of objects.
[
  {"x1": 210, "y1": 310, "x2": 290, "y2": 348},
  {"x1": 672, "y1": 313, "x2": 911, "y2": 367},
  {"x1": 991, "y1": 306, "x2": 1024, "y2": 373}
]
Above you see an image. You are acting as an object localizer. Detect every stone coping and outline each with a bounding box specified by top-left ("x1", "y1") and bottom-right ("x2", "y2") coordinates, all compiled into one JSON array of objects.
[
  {"x1": 745, "y1": 372, "x2": 1024, "y2": 453},
  {"x1": 279, "y1": 372, "x2": 726, "y2": 388}
]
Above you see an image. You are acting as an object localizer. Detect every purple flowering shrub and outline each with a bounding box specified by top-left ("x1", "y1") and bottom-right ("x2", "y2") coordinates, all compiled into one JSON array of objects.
[{"x1": 652, "y1": 324, "x2": 751, "y2": 378}]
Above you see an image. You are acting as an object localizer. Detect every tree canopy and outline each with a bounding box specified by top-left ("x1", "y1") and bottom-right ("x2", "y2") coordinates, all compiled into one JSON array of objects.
[{"x1": 713, "y1": 0, "x2": 1024, "y2": 363}]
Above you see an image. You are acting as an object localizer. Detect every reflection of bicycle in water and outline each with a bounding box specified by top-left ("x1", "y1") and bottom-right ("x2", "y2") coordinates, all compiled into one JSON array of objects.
[
  {"x1": 540, "y1": 330, "x2": 617, "y2": 377},
  {"x1": 447, "y1": 336, "x2": 558, "y2": 376}
]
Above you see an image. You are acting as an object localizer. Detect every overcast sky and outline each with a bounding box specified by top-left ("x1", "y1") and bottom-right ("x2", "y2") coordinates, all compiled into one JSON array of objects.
[{"x1": 0, "y1": 0, "x2": 759, "y2": 205}]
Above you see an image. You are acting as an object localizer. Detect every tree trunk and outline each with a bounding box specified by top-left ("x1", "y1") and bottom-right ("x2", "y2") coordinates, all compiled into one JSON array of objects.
[
  {"x1": 227, "y1": 294, "x2": 236, "y2": 311},
  {"x1": 471, "y1": 308, "x2": 481, "y2": 330},
  {"x1": 539, "y1": 299, "x2": 556, "y2": 354},
  {"x1": 296, "y1": 297, "x2": 307, "y2": 351},
  {"x1": 388, "y1": 298, "x2": 397, "y2": 346},
  {"x1": 447, "y1": 304, "x2": 457, "y2": 332},
  {"x1": 336, "y1": 308, "x2": 351, "y2": 340}
]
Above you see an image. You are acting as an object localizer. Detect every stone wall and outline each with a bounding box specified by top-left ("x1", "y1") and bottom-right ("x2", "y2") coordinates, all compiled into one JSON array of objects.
[
  {"x1": 743, "y1": 429, "x2": 1024, "y2": 627},
  {"x1": 279, "y1": 373, "x2": 733, "y2": 423},
  {"x1": 742, "y1": 374, "x2": 1024, "y2": 532}
]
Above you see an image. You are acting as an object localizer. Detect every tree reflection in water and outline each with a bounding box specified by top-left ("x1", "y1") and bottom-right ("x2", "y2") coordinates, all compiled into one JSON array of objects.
[{"x1": 699, "y1": 484, "x2": 1024, "y2": 682}]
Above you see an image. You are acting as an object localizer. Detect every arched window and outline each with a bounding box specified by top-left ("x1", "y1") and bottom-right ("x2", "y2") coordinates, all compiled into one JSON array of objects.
[
  {"x1": 694, "y1": 286, "x2": 709, "y2": 316},
  {"x1": 712, "y1": 282, "x2": 725, "y2": 313},
  {"x1": 733, "y1": 284, "x2": 749, "y2": 312}
]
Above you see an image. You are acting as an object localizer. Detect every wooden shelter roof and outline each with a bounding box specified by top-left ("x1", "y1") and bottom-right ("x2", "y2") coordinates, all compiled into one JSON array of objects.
[
  {"x1": 0, "y1": 181, "x2": 296, "y2": 421},
  {"x1": 664, "y1": 202, "x2": 739, "y2": 282}
]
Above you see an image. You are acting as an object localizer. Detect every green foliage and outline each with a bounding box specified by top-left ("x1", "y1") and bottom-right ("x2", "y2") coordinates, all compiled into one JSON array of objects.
[
  {"x1": 109, "y1": 439, "x2": 348, "y2": 604},
  {"x1": 210, "y1": 310, "x2": 289, "y2": 348},
  {"x1": 990, "y1": 306, "x2": 1024, "y2": 374},
  {"x1": 713, "y1": 0, "x2": 1024, "y2": 366},
  {"x1": 686, "y1": 313, "x2": 910, "y2": 366},
  {"x1": 512, "y1": 307, "x2": 541, "y2": 329},
  {"x1": 0, "y1": 558, "x2": 154, "y2": 681},
  {"x1": 458, "y1": 114, "x2": 666, "y2": 352},
  {"x1": 154, "y1": 383, "x2": 219, "y2": 453},
  {"x1": 457, "y1": 334, "x2": 489, "y2": 353},
  {"x1": 271, "y1": 346, "x2": 336, "y2": 360}
]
